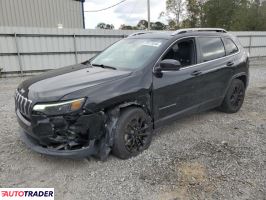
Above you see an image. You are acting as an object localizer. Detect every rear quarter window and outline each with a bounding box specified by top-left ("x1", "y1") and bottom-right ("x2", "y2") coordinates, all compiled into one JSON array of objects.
[
  {"x1": 198, "y1": 37, "x2": 226, "y2": 62},
  {"x1": 223, "y1": 38, "x2": 239, "y2": 55}
]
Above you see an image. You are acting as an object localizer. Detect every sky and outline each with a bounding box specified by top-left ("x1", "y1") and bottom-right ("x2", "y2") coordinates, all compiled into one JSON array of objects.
[{"x1": 83, "y1": 0, "x2": 167, "y2": 29}]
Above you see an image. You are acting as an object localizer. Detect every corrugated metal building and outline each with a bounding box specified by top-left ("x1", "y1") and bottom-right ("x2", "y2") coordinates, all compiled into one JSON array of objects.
[{"x1": 0, "y1": 0, "x2": 85, "y2": 28}]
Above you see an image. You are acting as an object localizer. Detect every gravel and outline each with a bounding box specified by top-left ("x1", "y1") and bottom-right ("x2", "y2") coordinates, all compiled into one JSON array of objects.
[{"x1": 0, "y1": 58, "x2": 265, "y2": 200}]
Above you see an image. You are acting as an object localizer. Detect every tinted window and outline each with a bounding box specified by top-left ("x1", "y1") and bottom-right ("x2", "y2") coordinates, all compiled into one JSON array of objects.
[
  {"x1": 162, "y1": 39, "x2": 196, "y2": 67},
  {"x1": 223, "y1": 38, "x2": 238, "y2": 55},
  {"x1": 198, "y1": 37, "x2": 225, "y2": 62}
]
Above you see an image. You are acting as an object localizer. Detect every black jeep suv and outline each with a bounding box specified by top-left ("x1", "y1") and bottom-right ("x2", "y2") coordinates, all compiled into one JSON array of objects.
[{"x1": 15, "y1": 28, "x2": 249, "y2": 160}]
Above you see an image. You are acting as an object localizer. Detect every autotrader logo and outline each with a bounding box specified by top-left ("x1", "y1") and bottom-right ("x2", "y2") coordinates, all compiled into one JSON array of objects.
[{"x1": 0, "y1": 188, "x2": 54, "y2": 200}]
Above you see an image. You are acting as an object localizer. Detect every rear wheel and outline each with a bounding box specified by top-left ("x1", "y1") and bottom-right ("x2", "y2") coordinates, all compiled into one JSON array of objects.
[
  {"x1": 219, "y1": 79, "x2": 245, "y2": 113},
  {"x1": 112, "y1": 107, "x2": 152, "y2": 159}
]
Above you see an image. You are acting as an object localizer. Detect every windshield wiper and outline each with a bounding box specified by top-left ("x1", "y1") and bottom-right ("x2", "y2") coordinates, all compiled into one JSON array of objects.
[{"x1": 91, "y1": 64, "x2": 117, "y2": 70}]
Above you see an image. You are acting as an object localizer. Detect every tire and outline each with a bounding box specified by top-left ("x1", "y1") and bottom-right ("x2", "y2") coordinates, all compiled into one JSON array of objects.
[
  {"x1": 219, "y1": 79, "x2": 245, "y2": 113},
  {"x1": 112, "y1": 107, "x2": 152, "y2": 159}
]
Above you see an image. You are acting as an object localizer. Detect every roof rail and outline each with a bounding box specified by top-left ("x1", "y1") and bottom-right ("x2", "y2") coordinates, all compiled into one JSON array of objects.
[
  {"x1": 171, "y1": 28, "x2": 227, "y2": 36},
  {"x1": 128, "y1": 31, "x2": 152, "y2": 37}
]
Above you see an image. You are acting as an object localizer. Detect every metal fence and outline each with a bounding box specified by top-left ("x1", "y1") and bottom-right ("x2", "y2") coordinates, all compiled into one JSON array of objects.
[
  {"x1": 233, "y1": 31, "x2": 266, "y2": 58},
  {"x1": 0, "y1": 27, "x2": 265, "y2": 76}
]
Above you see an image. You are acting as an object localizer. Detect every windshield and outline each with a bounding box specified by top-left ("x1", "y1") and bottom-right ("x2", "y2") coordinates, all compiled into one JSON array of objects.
[{"x1": 91, "y1": 38, "x2": 166, "y2": 70}]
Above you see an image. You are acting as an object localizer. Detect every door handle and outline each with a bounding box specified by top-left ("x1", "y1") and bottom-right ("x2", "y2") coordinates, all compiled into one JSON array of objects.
[
  {"x1": 191, "y1": 70, "x2": 202, "y2": 76},
  {"x1": 227, "y1": 61, "x2": 234, "y2": 66}
]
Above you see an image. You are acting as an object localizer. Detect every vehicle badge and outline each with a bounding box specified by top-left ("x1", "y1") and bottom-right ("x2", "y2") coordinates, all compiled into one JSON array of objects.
[{"x1": 20, "y1": 88, "x2": 25, "y2": 94}]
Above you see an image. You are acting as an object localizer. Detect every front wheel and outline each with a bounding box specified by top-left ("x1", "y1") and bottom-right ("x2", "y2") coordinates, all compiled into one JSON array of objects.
[
  {"x1": 219, "y1": 79, "x2": 245, "y2": 113},
  {"x1": 112, "y1": 107, "x2": 152, "y2": 159}
]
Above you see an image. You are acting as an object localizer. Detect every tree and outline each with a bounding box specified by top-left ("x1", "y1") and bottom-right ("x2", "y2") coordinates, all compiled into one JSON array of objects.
[
  {"x1": 119, "y1": 24, "x2": 138, "y2": 30},
  {"x1": 120, "y1": 24, "x2": 131, "y2": 30},
  {"x1": 201, "y1": 0, "x2": 238, "y2": 29},
  {"x1": 119, "y1": 20, "x2": 166, "y2": 30},
  {"x1": 151, "y1": 22, "x2": 167, "y2": 30},
  {"x1": 260, "y1": 1, "x2": 266, "y2": 30},
  {"x1": 160, "y1": 0, "x2": 185, "y2": 28},
  {"x1": 201, "y1": 0, "x2": 266, "y2": 31},
  {"x1": 137, "y1": 20, "x2": 149, "y2": 30},
  {"x1": 185, "y1": 0, "x2": 205, "y2": 27},
  {"x1": 105, "y1": 24, "x2": 115, "y2": 30},
  {"x1": 167, "y1": 19, "x2": 179, "y2": 30},
  {"x1": 96, "y1": 23, "x2": 106, "y2": 29},
  {"x1": 96, "y1": 23, "x2": 114, "y2": 30},
  {"x1": 230, "y1": 0, "x2": 253, "y2": 31},
  {"x1": 158, "y1": 0, "x2": 266, "y2": 31},
  {"x1": 250, "y1": 0, "x2": 266, "y2": 31}
]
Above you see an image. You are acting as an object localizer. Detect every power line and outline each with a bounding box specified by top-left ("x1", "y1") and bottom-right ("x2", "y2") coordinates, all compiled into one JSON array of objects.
[{"x1": 84, "y1": 0, "x2": 128, "y2": 12}]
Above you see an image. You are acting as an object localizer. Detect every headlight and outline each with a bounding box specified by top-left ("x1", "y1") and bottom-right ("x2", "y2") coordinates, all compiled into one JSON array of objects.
[{"x1": 33, "y1": 98, "x2": 85, "y2": 115}]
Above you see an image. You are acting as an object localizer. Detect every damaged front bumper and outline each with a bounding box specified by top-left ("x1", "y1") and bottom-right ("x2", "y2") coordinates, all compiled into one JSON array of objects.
[
  {"x1": 20, "y1": 130, "x2": 97, "y2": 159},
  {"x1": 16, "y1": 109, "x2": 106, "y2": 159}
]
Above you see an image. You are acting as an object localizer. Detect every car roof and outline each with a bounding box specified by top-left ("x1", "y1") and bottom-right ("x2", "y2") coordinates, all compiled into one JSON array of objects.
[
  {"x1": 128, "y1": 29, "x2": 230, "y2": 40},
  {"x1": 129, "y1": 32, "x2": 173, "y2": 39}
]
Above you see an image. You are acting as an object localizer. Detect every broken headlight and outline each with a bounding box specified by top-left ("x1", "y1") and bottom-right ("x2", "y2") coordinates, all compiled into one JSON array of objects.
[{"x1": 33, "y1": 98, "x2": 85, "y2": 116}]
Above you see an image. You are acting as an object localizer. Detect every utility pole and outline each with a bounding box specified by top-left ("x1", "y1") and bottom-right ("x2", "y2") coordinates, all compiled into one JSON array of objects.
[{"x1": 147, "y1": 0, "x2": 151, "y2": 30}]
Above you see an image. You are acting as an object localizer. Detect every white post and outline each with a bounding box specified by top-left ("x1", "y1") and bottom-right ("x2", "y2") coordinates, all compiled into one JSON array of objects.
[{"x1": 147, "y1": 0, "x2": 151, "y2": 30}]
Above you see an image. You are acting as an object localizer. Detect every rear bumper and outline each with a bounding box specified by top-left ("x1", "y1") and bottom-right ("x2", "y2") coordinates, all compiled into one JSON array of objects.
[{"x1": 20, "y1": 130, "x2": 97, "y2": 159}]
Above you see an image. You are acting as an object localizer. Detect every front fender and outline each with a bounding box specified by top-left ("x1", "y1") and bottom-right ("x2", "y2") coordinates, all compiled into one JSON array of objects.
[{"x1": 61, "y1": 72, "x2": 153, "y2": 114}]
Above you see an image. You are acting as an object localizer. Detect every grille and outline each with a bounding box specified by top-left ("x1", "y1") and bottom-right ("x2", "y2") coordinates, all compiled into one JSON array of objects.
[{"x1": 15, "y1": 90, "x2": 33, "y2": 117}]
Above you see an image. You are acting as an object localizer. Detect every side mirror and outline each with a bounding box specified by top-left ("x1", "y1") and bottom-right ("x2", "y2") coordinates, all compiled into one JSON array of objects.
[{"x1": 160, "y1": 59, "x2": 181, "y2": 71}]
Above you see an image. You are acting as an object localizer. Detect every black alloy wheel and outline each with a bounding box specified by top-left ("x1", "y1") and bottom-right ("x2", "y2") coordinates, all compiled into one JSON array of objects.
[
  {"x1": 124, "y1": 115, "x2": 150, "y2": 153},
  {"x1": 219, "y1": 79, "x2": 245, "y2": 113},
  {"x1": 112, "y1": 108, "x2": 152, "y2": 159},
  {"x1": 230, "y1": 84, "x2": 245, "y2": 109}
]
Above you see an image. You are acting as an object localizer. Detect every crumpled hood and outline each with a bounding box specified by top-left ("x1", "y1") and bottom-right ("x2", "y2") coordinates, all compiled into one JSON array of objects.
[{"x1": 18, "y1": 64, "x2": 132, "y2": 102}]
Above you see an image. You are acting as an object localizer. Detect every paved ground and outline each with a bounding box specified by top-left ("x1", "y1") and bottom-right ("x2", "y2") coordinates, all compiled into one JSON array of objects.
[{"x1": 0, "y1": 59, "x2": 265, "y2": 200}]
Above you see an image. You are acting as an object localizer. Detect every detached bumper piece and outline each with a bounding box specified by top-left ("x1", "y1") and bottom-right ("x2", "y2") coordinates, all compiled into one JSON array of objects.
[
  {"x1": 20, "y1": 130, "x2": 97, "y2": 159},
  {"x1": 16, "y1": 109, "x2": 106, "y2": 159}
]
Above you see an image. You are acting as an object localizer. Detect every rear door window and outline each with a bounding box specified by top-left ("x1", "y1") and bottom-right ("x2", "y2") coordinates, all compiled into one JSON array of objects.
[
  {"x1": 198, "y1": 37, "x2": 226, "y2": 62},
  {"x1": 223, "y1": 38, "x2": 239, "y2": 55}
]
